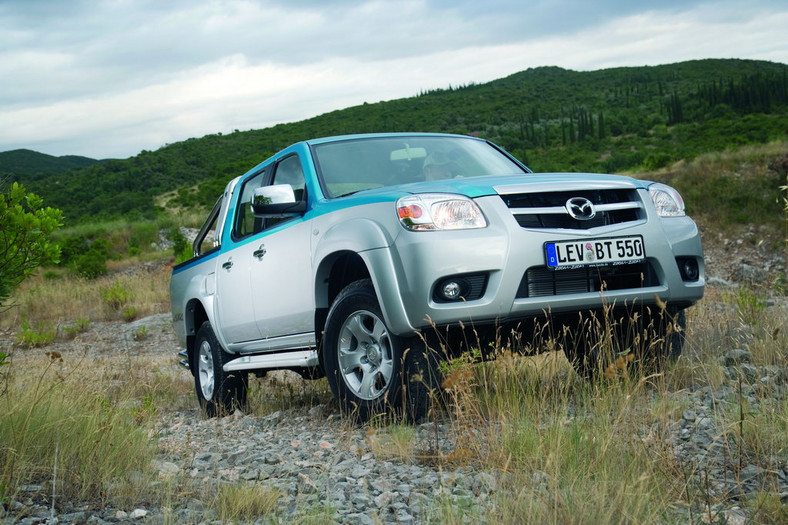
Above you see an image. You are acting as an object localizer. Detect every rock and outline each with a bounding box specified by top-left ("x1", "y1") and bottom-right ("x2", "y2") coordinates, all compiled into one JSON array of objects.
[
  {"x1": 722, "y1": 349, "x2": 752, "y2": 367},
  {"x1": 472, "y1": 472, "x2": 496, "y2": 495},
  {"x1": 154, "y1": 460, "x2": 180, "y2": 478},
  {"x1": 130, "y1": 508, "x2": 148, "y2": 519},
  {"x1": 374, "y1": 490, "x2": 392, "y2": 508},
  {"x1": 739, "y1": 464, "x2": 762, "y2": 481}
]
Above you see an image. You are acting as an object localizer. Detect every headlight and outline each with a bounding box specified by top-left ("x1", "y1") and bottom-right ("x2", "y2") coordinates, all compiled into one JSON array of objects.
[
  {"x1": 649, "y1": 183, "x2": 685, "y2": 217},
  {"x1": 396, "y1": 194, "x2": 487, "y2": 231}
]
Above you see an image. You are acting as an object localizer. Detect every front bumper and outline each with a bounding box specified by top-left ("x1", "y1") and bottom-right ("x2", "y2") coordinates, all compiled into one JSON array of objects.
[{"x1": 374, "y1": 193, "x2": 705, "y2": 335}]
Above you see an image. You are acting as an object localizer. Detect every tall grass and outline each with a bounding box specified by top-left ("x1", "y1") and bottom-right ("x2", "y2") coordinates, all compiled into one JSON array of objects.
[
  {"x1": 422, "y1": 281, "x2": 787, "y2": 523},
  {"x1": 0, "y1": 353, "x2": 158, "y2": 507},
  {"x1": 434, "y1": 351, "x2": 682, "y2": 523}
]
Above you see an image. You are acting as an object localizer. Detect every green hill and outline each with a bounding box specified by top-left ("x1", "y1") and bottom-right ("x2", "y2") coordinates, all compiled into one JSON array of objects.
[
  {"x1": 0, "y1": 149, "x2": 99, "y2": 182},
  {"x1": 4, "y1": 58, "x2": 787, "y2": 223}
]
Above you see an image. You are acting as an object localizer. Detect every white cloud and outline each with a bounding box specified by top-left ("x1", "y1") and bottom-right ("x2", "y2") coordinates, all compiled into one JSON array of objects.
[{"x1": 0, "y1": 0, "x2": 786, "y2": 158}]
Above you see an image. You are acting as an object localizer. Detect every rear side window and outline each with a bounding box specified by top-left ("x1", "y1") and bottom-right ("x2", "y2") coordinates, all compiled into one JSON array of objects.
[{"x1": 194, "y1": 198, "x2": 222, "y2": 256}]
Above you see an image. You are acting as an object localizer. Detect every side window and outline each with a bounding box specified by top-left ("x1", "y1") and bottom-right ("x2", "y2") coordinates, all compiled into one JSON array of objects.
[
  {"x1": 194, "y1": 197, "x2": 222, "y2": 257},
  {"x1": 265, "y1": 155, "x2": 306, "y2": 230},
  {"x1": 233, "y1": 170, "x2": 266, "y2": 240}
]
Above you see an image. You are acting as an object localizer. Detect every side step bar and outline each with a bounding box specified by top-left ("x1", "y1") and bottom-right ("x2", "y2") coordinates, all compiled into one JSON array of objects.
[
  {"x1": 177, "y1": 349, "x2": 320, "y2": 372},
  {"x1": 224, "y1": 349, "x2": 319, "y2": 372}
]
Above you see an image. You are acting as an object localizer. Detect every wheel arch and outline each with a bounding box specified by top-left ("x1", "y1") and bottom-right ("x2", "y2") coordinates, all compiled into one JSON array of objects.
[
  {"x1": 185, "y1": 298, "x2": 210, "y2": 376},
  {"x1": 314, "y1": 251, "x2": 371, "y2": 354}
]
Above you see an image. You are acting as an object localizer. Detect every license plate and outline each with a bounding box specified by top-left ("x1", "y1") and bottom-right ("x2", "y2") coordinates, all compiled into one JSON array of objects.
[{"x1": 544, "y1": 235, "x2": 645, "y2": 270}]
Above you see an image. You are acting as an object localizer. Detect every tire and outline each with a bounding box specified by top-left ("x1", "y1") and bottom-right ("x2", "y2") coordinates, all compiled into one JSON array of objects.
[
  {"x1": 193, "y1": 321, "x2": 248, "y2": 417},
  {"x1": 322, "y1": 280, "x2": 440, "y2": 423},
  {"x1": 563, "y1": 307, "x2": 686, "y2": 379}
]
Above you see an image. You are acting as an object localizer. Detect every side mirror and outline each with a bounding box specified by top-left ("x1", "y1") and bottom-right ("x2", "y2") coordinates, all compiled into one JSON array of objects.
[{"x1": 251, "y1": 184, "x2": 306, "y2": 218}]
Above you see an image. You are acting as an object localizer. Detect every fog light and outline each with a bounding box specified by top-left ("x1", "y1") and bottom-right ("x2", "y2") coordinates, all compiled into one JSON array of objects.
[
  {"x1": 678, "y1": 258, "x2": 699, "y2": 281},
  {"x1": 433, "y1": 273, "x2": 488, "y2": 303},
  {"x1": 441, "y1": 281, "x2": 463, "y2": 300}
]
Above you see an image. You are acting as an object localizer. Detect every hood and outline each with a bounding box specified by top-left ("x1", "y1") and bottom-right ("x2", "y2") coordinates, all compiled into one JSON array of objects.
[{"x1": 355, "y1": 172, "x2": 649, "y2": 200}]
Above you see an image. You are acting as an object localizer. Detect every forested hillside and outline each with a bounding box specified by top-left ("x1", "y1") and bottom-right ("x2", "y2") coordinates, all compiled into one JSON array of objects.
[
  {"x1": 0, "y1": 149, "x2": 99, "y2": 180},
  {"x1": 3, "y1": 58, "x2": 787, "y2": 223}
]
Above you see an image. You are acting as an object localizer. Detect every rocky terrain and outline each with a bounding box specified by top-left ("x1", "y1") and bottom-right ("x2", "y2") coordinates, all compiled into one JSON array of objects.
[{"x1": 1, "y1": 235, "x2": 786, "y2": 524}]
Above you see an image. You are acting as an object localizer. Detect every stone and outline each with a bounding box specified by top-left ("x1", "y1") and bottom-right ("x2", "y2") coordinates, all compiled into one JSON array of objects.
[
  {"x1": 739, "y1": 464, "x2": 762, "y2": 481},
  {"x1": 723, "y1": 349, "x2": 752, "y2": 366},
  {"x1": 472, "y1": 472, "x2": 497, "y2": 495},
  {"x1": 374, "y1": 490, "x2": 392, "y2": 508},
  {"x1": 130, "y1": 508, "x2": 148, "y2": 519}
]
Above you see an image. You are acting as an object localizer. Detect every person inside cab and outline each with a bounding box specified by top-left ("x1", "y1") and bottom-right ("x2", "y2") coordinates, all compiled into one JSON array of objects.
[{"x1": 422, "y1": 151, "x2": 457, "y2": 181}]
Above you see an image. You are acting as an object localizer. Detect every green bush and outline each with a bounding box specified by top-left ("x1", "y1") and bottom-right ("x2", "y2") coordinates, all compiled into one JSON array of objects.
[
  {"x1": 101, "y1": 280, "x2": 132, "y2": 311},
  {"x1": 128, "y1": 222, "x2": 159, "y2": 255},
  {"x1": 0, "y1": 183, "x2": 62, "y2": 307},
  {"x1": 16, "y1": 315, "x2": 56, "y2": 348},
  {"x1": 71, "y1": 250, "x2": 108, "y2": 279},
  {"x1": 122, "y1": 307, "x2": 138, "y2": 322},
  {"x1": 169, "y1": 227, "x2": 192, "y2": 264}
]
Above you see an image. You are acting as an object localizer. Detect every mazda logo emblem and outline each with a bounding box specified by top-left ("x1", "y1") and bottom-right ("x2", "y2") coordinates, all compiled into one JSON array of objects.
[{"x1": 566, "y1": 197, "x2": 596, "y2": 220}]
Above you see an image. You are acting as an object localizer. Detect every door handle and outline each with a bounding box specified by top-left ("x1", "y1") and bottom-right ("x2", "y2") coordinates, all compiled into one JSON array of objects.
[
  {"x1": 253, "y1": 245, "x2": 267, "y2": 259},
  {"x1": 222, "y1": 259, "x2": 233, "y2": 270}
]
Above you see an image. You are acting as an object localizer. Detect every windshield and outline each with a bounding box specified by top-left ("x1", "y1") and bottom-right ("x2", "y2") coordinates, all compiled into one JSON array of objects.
[{"x1": 312, "y1": 136, "x2": 528, "y2": 198}]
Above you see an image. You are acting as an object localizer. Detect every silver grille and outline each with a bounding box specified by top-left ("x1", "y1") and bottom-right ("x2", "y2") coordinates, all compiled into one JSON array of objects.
[{"x1": 500, "y1": 188, "x2": 644, "y2": 230}]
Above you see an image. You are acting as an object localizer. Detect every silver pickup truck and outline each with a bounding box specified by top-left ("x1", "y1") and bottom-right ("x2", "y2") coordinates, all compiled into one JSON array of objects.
[{"x1": 170, "y1": 133, "x2": 704, "y2": 421}]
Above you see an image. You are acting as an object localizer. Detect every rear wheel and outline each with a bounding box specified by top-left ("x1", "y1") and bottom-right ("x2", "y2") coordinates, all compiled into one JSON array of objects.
[
  {"x1": 194, "y1": 321, "x2": 248, "y2": 417},
  {"x1": 323, "y1": 280, "x2": 440, "y2": 422}
]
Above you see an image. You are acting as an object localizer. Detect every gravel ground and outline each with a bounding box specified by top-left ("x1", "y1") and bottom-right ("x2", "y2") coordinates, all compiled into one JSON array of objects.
[{"x1": 1, "y1": 238, "x2": 786, "y2": 524}]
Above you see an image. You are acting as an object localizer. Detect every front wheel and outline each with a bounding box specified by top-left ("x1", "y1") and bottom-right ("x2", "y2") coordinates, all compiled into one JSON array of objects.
[
  {"x1": 323, "y1": 280, "x2": 440, "y2": 423},
  {"x1": 193, "y1": 321, "x2": 248, "y2": 417}
]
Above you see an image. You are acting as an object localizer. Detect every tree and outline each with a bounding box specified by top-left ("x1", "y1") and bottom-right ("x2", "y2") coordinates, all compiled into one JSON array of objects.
[{"x1": 0, "y1": 182, "x2": 62, "y2": 308}]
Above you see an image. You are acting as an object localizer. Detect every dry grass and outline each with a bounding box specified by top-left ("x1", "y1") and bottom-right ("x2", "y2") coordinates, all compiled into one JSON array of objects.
[
  {"x1": 0, "y1": 263, "x2": 171, "y2": 331},
  {"x1": 213, "y1": 482, "x2": 281, "y2": 522},
  {"x1": 0, "y1": 275, "x2": 785, "y2": 522},
  {"x1": 245, "y1": 371, "x2": 334, "y2": 417},
  {"x1": 416, "y1": 282, "x2": 788, "y2": 523},
  {"x1": 0, "y1": 352, "x2": 161, "y2": 507}
]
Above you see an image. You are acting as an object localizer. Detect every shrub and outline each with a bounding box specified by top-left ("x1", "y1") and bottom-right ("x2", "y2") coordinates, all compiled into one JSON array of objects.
[
  {"x1": 16, "y1": 315, "x2": 56, "y2": 348},
  {"x1": 0, "y1": 183, "x2": 62, "y2": 308},
  {"x1": 128, "y1": 222, "x2": 159, "y2": 255},
  {"x1": 122, "y1": 307, "x2": 138, "y2": 323},
  {"x1": 61, "y1": 318, "x2": 91, "y2": 340},
  {"x1": 101, "y1": 280, "x2": 132, "y2": 312},
  {"x1": 169, "y1": 227, "x2": 192, "y2": 264},
  {"x1": 71, "y1": 250, "x2": 108, "y2": 279}
]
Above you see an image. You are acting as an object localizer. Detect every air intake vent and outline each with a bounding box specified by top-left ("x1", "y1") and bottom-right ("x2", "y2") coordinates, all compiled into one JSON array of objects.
[{"x1": 516, "y1": 262, "x2": 658, "y2": 298}]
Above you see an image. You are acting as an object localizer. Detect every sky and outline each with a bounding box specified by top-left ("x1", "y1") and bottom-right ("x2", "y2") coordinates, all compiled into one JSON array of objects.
[{"x1": 1, "y1": 0, "x2": 787, "y2": 159}]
